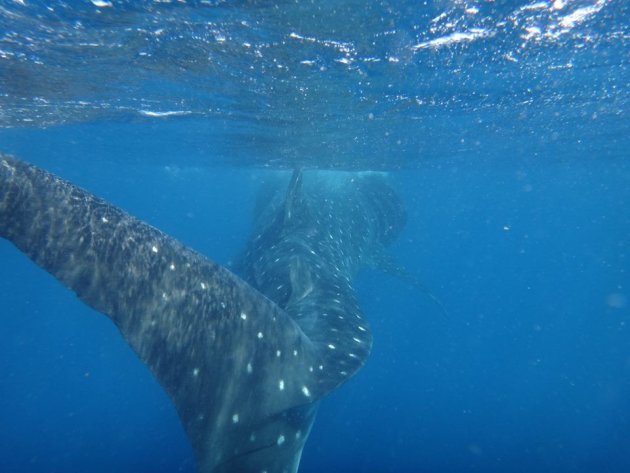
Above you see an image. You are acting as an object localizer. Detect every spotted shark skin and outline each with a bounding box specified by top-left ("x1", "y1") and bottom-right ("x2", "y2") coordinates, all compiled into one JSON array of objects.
[{"x1": 0, "y1": 156, "x2": 406, "y2": 473}]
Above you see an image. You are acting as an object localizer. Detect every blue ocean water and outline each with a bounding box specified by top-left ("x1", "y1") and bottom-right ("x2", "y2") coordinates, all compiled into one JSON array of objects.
[{"x1": 0, "y1": 1, "x2": 628, "y2": 472}]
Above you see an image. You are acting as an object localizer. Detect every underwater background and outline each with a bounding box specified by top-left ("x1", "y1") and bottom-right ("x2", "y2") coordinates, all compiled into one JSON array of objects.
[{"x1": 0, "y1": 1, "x2": 628, "y2": 472}]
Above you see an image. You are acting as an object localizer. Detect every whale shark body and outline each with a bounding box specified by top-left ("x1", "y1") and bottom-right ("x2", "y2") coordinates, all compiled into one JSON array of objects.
[{"x1": 0, "y1": 156, "x2": 406, "y2": 473}]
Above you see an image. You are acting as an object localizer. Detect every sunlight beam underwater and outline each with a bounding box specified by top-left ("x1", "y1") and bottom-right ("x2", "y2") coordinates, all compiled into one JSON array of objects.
[{"x1": 0, "y1": 156, "x2": 407, "y2": 473}]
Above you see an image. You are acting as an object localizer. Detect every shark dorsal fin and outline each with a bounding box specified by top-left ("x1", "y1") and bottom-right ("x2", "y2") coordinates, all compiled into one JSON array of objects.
[{"x1": 283, "y1": 168, "x2": 304, "y2": 224}]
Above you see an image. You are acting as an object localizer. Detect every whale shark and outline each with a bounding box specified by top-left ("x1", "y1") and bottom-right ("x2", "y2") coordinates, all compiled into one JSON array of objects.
[{"x1": 0, "y1": 155, "x2": 406, "y2": 473}]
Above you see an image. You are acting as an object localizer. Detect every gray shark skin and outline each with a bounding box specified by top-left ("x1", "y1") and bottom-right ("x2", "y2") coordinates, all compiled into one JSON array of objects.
[{"x1": 0, "y1": 156, "x2": 406, "y2": 473}]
